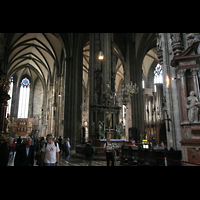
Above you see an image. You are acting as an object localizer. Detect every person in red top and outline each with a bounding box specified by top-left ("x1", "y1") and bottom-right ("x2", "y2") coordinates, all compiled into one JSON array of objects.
[
  {"x1": 11, "y1": 139, "x2": 16, "y2": 153},
  {"x1": 129, "y1": 138, "x2": 135, "y2": 146}
]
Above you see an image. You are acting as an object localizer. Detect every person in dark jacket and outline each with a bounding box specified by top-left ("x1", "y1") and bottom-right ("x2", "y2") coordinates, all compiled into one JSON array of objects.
[
  {"x1": 82, "y1": 139, "x2": 95, "y2": 166},
  {"x1": 0, "y1": 137, "x2": 14, "y2": 166},
  {"x1": 14, "y1": 137, "x2": 34, "y2": 166}
]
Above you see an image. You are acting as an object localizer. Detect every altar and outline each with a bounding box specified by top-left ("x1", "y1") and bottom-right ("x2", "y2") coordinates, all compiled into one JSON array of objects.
[
  {"x1": 95, "y1": 139, "x2": 127, "y2": 147},
  {"x1": 11, "y1": 118, "x2": 33, "y2": 137}
]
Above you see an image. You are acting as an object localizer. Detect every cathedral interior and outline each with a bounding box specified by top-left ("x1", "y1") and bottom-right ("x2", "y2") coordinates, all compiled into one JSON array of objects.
[{"x1": 1, "y1": 33, "x2": 200, "y2": 166}]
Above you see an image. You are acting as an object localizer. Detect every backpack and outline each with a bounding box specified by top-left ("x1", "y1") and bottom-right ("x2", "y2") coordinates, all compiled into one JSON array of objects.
[
  {"x1": 62, "y1": 142, "x2": 66, "y2": 150},
  {"x1": 45, "y1": 142, "x2": 58, "y2": 148},
  {"x1": 84, "y1": 144, "x2": 94, "y2": 157},
  {"x1": 105, "y1": 142, "x2": 113, "y2": 148}
]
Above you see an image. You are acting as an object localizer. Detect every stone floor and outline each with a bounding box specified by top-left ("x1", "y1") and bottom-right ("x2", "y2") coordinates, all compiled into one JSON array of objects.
[
  {"x1": 59, "y1": 157, "x2": 121, "y2": 166},
  {"x1": 33, "y1": 151, "x2": 121, "y2": 166}
]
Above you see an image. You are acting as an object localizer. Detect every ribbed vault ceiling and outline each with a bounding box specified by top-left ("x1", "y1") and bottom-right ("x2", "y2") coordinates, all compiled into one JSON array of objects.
[{"x1": 7, "y1": 33, "x2": 62, "y2": 84}]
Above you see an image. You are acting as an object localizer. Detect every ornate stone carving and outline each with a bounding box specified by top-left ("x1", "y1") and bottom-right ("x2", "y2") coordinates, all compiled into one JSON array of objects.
[
  {"x1": 97, "y1": 121, "x2": 104, "y2": 135},
  {"x1": 185, "y1": 127, "x2": 191, "y2": 139},
  {"x1": 5, "y1": 114, "x2": 11, "y2": 133},
  {"x1": 94, "y1": 69, "x2": 102, "y2": 105},
  {"x1": 186, "y1": 91, "x2": 200, "y2": 123},
  {"x1": 0, "y1": 33, "x2": 5, "y2": 60},
  {"x1": 186, "y1": 33, "x2": 200, "y2": 47},
  {"x1": 102, "y1": 89, "x2": 114, "y2": 106},
  {"x1": 157, "y1": 33, "x2": 162, "y2": 51},
  {"x1": 177, "y1": 69, "x2": 186, "y2": 77},
  {"x1": 156, "y1": 33, "x2": 163, "y2": 64},
  {"x1": 116, "y1": 123, "x2": 123, "y2": 134},
  {"x1": 170, "y1": 33, "x2": 183, "y2": 55},
  {"x1": 190, "y1": 68, "x2": 199, "y2": 76},
  {"x1": 171, "y1": 33, "x2": 181, "y2": 43}
]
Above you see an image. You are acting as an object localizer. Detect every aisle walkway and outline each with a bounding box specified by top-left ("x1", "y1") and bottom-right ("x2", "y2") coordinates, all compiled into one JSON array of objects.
[{"x1": 59, "y1": 157, "x2": 121, "y2": 166}]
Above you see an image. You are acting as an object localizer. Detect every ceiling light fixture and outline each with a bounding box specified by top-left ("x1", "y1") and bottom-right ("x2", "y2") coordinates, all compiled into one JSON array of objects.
[{"x1": 98, "y1": 51, "x2": 104, "y2": 60}]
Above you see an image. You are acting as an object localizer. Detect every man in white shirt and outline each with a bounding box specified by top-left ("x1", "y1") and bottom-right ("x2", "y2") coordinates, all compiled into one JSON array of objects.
[
  {"x1": 104, "y1": 137, "x2": 115, "y2": 166},
  {"x1": 41, "y1": 134, "x2": 60, "y2": 166}
]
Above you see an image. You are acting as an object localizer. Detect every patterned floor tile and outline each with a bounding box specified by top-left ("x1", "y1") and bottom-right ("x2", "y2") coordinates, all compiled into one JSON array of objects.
[{"x1": 59, "y1": 157, "x2": 121, "y2": 166}]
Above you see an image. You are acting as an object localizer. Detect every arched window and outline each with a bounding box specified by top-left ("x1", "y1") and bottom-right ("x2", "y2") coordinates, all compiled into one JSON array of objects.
[
  {"x1": 6, "y1": 76, "x2": 13, "y2": 117},
  {"x1": 154, "y1": 64, "x2": 163, "y2": 92},
  {"x1": 142, "y1": 79, "x2": 145, "y2": 89},
  {"x1": 17, "y1": 77, "x2": 30, "y2": 118}
]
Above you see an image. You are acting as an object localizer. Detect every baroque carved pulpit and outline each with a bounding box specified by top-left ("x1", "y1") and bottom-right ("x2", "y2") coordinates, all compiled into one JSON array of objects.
[{"x1": 171, "y1": 41, "x2": 200, "y2": 165}]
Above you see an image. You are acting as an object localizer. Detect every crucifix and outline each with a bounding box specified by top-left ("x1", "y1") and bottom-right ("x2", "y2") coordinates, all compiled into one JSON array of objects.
[{"x1": 165, "y1": 110, "x2": 171, "y2": 132}]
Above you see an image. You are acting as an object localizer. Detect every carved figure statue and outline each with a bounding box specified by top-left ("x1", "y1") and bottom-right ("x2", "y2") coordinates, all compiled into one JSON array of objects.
[
  {"x1": 97, "y1": 121, "x2": 104, "y2": 135},
  {"x1": 90, "y1": 121, "x2": 95, "y2": 133},
  {"x1": 107, "y1": 116, "x2": 111, "y2": 128},
  {"x1": 186, "y1": 91, "x2": 200, "y2": 123},
  {"x1": 171, "y1": 33, "x2": 181, "y2": 43},
  {"x1": 5, "y1": 114, "x2": 12, "y2": 133},
  {"x1": 116, "y1": 123, "x2": 123, "y2": 134},
  {"x1": 157, "y1": 33, "x2": 162, "y2": 50}
]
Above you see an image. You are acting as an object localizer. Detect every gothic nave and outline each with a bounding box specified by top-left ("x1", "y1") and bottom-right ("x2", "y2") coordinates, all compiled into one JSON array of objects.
[{"x1": 1, "y1": 33, "x2": 200, "y2": 166}]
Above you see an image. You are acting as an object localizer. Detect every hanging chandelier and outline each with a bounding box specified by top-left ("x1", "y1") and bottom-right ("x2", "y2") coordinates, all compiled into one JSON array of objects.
[{"x1": 122, "y1": 80, "x2": 139, "y2": 96}]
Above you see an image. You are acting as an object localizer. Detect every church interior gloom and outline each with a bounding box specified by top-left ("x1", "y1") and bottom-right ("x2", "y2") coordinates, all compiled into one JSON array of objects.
[{"x1": 1, "y1": 33, "x2": 200, "y2": 166}]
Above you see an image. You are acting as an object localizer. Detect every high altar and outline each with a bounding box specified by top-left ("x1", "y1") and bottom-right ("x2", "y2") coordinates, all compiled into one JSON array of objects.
[
  {"x1": 12, "y1": 118, "x2": 33, "y2": 137},
  {"x1": 88, "y1": 34, "x2": 124, "y2": 146}
]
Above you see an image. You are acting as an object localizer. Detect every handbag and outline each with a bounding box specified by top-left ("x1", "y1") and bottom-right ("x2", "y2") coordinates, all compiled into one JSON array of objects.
[{"x1": 7, "y1": 152, "x2": 16, "y2": 166}]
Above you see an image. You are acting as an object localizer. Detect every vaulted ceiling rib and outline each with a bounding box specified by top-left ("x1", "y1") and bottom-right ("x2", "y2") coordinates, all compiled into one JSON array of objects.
[{"x1": 7, "y1": 33, "x2": 62, "y2": 85}]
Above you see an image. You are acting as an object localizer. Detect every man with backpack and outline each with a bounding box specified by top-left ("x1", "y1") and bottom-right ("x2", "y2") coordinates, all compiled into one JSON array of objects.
[
  {"x1": 41, "y1": 134, "x2": 60, "y2": 166},
  {"x1": 82, "y1": 139, "x2": 95, "y2": 166},
  {"x1": 104, "y1": 137, "x2": 115, "y2": 166}
]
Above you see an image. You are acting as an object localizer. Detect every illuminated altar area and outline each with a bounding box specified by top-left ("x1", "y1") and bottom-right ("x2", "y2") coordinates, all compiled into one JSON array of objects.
[{"x1": 11, "y1": 118, "x2": 33, "y2": 137}]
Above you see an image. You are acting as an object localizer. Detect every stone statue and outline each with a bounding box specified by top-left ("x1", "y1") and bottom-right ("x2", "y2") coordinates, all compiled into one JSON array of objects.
[
  {"x1": 90, "y1": 121, "x2": 95, "y2": 134},
  {"x1": 5, "y1": 114, "x2": 12, "y2": 133},
  {"x1": 171, "y1": 33, "x2": 181, "y2": 43},
  {"x1": 3, "y1": 80, "x2": 10, "y2": 93},
  {"x1": 157, "y1": 33, "x2": 162, "y2": 50},
  {"x1": 107, "y1": 116, "x2": 111, "y2": 128},
  {"x1": 186, "y1": 91, "x2": 200, "y2": 123},
  {"x1": 116, "y1": 123, "x2": 122, "y2": 134},
  {"x1": 97, "y1": 121, "x2": 104, "y2": 135},
  {"x1": 115, "y1": 94, "x2": 119, "y2": 106}
]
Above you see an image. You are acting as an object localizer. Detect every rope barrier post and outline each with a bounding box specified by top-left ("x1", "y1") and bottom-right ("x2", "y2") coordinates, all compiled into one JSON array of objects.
[{"x1": 164, "y1": 157, "x2": 167, "y2": 166}]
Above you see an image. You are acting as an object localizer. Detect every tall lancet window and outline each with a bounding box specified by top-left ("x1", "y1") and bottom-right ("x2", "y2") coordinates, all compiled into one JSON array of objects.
[
  {"x1": 17, "y1": 77, "x2": 30, "y2": 118},
  {"x1": 6, "y1": 76, "x2": 14, "y2": 117},
  {"x1": 154, "y1": 64, "x2": 163, "y2": 92}
]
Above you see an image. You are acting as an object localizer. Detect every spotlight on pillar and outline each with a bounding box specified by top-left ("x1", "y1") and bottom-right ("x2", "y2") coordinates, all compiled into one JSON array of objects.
[{"x1": 98, "y1": 51, "x2": 104, "y2": 60}]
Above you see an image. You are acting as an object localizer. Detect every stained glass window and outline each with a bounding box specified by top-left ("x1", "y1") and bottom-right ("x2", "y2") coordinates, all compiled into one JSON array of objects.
[
  {"x1": 22, "y1": 77, "x2": 30, "y2": 86},
  {"x1": 18, "y1": 78, "x2": 30, "y2": 118},
  {"x1": 154, "y1": 64, "x2": 163, "y2": 92}
]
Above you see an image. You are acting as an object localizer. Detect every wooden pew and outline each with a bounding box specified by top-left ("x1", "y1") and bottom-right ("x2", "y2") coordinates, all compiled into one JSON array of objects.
[{"x1": 128, "y1": 145, "x2": 138, "y2": 165}]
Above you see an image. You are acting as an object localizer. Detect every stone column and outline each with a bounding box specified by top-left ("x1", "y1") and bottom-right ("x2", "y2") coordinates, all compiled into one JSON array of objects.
[
  {"x1": 190, "y1": 68, "x2": 200, "y2": 100},
  {"x1": 89, "y1": 33, "x2": 97, "y2": 137},
  {"x1": 102, "y1": 33, "x2": 112, "y2": 92},
  {"x1": 177, "y1": 69, "x2": 188, "y2": 123},
  {"x1": 60, "y1": 74, "x2": 64, "y2": 137}
]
